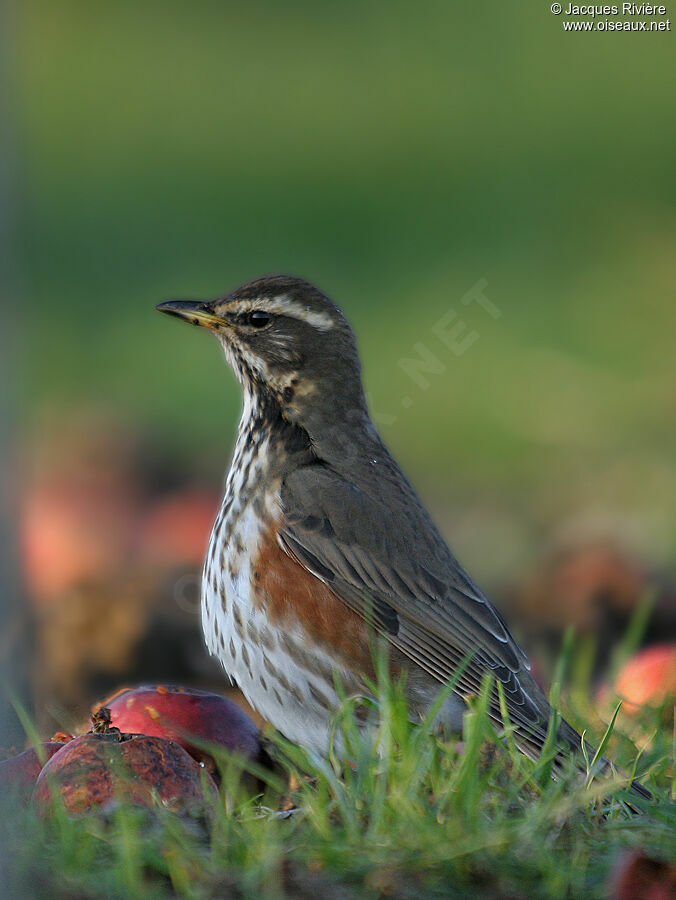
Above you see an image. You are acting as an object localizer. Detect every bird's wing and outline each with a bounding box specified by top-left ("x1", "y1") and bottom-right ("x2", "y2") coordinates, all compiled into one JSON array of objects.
[{"x1": 279, "y1": 462, "x2": 560, "y2": 754}]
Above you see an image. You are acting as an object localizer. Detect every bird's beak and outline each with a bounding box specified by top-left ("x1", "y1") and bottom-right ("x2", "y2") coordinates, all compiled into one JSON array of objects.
[{"x1": 155, "y1": 299, "x2": 226, "y2": 331}]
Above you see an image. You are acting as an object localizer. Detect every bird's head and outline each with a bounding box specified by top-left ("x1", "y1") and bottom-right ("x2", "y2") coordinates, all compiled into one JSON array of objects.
[{"x1": 157, "y1": 275, "x2": 369, "y2": 430}]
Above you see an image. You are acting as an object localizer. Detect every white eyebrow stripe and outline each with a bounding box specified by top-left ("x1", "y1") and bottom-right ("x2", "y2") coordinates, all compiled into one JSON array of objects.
[{"x1": 226, "y1": 296, "x2": 335, "y2": 331}]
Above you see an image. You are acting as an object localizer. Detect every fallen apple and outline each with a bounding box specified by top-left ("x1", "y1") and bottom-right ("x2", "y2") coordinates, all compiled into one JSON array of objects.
[
  {"x1": 0, "y1": 742, "x2": 69, "y2": 803},
  {"x1": 613, "y1": 644, "x2": 676, "y2": 715},
  {"x1": 96, "y1": 684, "x2": 263, "y2": 778},
  {"x1": 33, "y1": 719, "x2": 216, "y2": 815},
  {"x1": 611, "y1": 849, "x2": 676, "y2": 900},
  {"x1": 140, "y1": 490, "x2": 219, "y2": 567}
]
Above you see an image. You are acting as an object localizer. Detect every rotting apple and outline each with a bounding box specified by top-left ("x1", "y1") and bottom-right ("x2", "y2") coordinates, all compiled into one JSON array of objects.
[
  {"x1": 33, "y1": 717, "x2": 217, "y2": 816},
  {"x1": 0, "y1": 742, "x2": 69, "y2": 803}
]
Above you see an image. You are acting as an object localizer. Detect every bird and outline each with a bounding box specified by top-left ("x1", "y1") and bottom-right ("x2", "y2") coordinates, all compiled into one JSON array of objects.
[{"x1": 157, "y1": 274, "x2": 650, "y2": 801}]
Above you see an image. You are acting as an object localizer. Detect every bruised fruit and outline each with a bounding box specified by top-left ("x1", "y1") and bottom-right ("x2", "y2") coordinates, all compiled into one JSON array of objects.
[
  {"x1": 33, "y1": 729, "x2": 217, "y2": 815},
  {"x1": 613, "y1": 644, "x2": 676, "y2": 714},
  {"x1": 0, "y1": 742, "x2": 68, "y2": 802},
  {"x1": 97, "y1": 685, "x2": 262, "y2": 776},
  {"x1": 611, "y1": 849, "x2": 676, "y2": 900},
  {"x1": 140, "y1": 490, "x2": 219, "y2": 567}
]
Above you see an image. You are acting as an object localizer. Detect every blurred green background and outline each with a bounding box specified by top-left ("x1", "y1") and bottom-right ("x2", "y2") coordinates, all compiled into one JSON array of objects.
[
  {"x1": 15, "y1": 2, "x2": 676, "y2": 555},
  {"x1": 4, "y1": 3, "x2": 676, "y2": 737}
]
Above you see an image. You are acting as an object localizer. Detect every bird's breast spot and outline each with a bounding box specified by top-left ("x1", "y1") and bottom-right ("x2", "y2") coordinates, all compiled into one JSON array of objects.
[
  {"x1": 201, "y1": 502, "x2": 366, "y2": 750},
  {"x1": 252, "y1": 521, "x2": 374, "y2": 674}
]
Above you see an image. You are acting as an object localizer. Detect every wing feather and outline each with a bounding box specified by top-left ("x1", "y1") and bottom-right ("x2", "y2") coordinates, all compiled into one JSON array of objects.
[{"x1": 279, "y1": 463, "x2": 555, "y2": 753}]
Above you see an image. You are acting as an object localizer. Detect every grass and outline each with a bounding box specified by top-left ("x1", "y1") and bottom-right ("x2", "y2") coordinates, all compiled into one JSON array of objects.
[{"x1": 1, "y1": 636, "x2": 674, "y2": 899}]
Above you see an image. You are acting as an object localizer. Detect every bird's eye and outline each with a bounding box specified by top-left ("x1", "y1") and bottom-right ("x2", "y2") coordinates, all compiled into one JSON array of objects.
[{"x1": 246, "y1": 310, "x2": 271, "y2": 328}]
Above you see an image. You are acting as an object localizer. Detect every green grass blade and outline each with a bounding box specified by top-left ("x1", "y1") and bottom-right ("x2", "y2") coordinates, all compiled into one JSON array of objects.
[{"x1": 586, "y1": 701, "x2": 622, "y2": 785}]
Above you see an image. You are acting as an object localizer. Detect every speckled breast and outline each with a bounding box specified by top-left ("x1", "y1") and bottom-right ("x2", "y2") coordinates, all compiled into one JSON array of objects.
[{"x1": 201, "y1": 422, "x2": 364, "y2": 754}]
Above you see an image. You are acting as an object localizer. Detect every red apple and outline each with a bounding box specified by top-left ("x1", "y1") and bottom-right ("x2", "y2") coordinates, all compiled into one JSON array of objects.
[
  {"x1": 97, "y1": 685, "x2": 262, "y2": 778},
  {"x1": 613, "y1": 645, "x2": 676, "y2": 714},
  {"x1": 0, "y1": 742, "x2": 69, "y2": 802},
  {"x1": 611, "y1": 849, "x2": 676, "y2": 900},
  {"x1": 33, "y1": 730, "x2": 216, "y2": 815},
  {"x1": 20, "y1": 429, "x2": 137, "y2": 603},
  {"x1": 140, "y1": 490, "x2": 219, "y2": 567}
]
